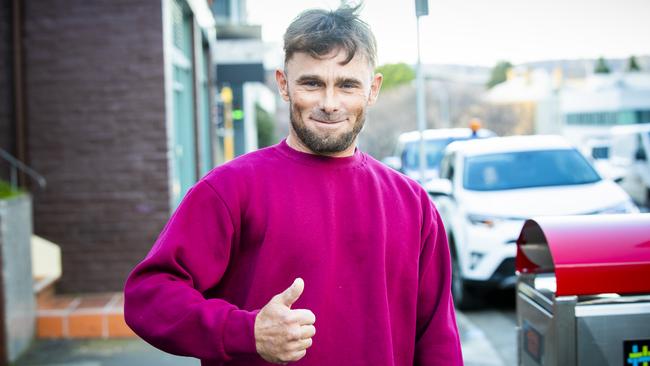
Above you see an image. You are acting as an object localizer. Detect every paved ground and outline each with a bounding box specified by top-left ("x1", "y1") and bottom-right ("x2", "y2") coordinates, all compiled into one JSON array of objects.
[
  {"x1": 13, "y1": 338, "x2": 198, "y2": 366},
  {"x1": 458, "y1": 312, "x2": 507, "y2": 366},
  {"x1": 14, "y1": 312, "x2": 505, "y2": 366},
  {"x1": 462, "y1": 289, "x2": 517, "y2": 366}
]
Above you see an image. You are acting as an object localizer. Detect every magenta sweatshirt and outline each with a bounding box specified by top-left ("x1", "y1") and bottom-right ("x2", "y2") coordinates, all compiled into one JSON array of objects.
[{"x1": 124, "y1": 139, "x2": 463, "y2": 365}]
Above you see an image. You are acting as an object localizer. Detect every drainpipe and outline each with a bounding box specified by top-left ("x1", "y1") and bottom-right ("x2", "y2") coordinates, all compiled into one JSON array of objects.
[{"x1": 12, "y1": 0, "x2": 27, "y2": 189}]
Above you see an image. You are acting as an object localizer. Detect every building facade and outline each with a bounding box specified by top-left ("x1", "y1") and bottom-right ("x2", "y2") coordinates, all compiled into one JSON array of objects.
[
  {"x1": 2, "y1": 0, "x2": 218, "y2": 293},
  {"x1": 561, "y1": 73, "x2": 650, "y2": 145},
  {"x1": 486, "y1": 62, "x2": 650, "y2": 147},
  {"x1": 211, "y1": 0, "x2": 272, "y2": 157}
]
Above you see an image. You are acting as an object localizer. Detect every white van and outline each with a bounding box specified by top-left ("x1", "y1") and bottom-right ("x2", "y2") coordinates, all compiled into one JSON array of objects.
[
  {"x1": 382, "y1": 127, "x2": 496, "y2": 183},
  {"x1": 609, "y1": 124, "x2": 650, "y2": 206}
]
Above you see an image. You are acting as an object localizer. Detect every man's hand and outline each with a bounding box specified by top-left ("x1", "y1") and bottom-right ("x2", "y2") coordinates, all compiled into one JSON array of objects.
[{"x1": 254, "y1": 278, "x2": 316, "y2": 364}]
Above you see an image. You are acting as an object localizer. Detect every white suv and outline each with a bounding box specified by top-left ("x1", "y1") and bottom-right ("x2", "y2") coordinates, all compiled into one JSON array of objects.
[{"x1": 426, "y1": 135, "x2": 638, "y2": 309}]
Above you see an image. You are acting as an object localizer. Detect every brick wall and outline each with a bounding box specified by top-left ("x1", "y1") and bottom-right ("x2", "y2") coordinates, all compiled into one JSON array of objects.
[
  {"x1": 24, "y1": 0, "x2": 171, "y2": 292},
  {"x1": 0, "y1": 0, "x2": 13, "y2": 179}
]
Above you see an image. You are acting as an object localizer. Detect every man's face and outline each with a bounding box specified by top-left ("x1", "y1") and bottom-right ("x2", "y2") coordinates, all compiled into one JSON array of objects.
[{"x1": 276, "y1": 49, "x2": 383, "y2": 156}]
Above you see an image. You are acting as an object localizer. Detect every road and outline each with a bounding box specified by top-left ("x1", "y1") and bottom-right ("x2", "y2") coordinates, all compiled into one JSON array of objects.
[{"x1": 459, "y1": 288, "x2": 518, "y2": 366}]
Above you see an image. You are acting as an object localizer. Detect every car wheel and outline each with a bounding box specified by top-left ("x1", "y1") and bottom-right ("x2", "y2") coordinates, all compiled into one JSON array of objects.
[{"x1": 451, "y1": 253, "x2": 481, "y2": 310}]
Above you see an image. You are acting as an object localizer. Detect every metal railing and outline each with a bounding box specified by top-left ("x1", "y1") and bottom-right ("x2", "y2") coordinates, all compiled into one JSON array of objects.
[{"x1": 0, "y1": 148, "x2": 46, "y2": 190}]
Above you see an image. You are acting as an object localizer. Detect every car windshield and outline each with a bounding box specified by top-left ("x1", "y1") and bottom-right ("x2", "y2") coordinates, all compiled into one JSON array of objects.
[
  {"x1": 463, "y1": 149, "x2": 601, "y2": 191},
  {"x1": 402, "y1": 138, "x2": 462, "y2": 170}
]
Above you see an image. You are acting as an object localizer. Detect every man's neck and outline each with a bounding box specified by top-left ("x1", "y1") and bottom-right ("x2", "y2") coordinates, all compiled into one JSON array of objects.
[{"x1": 285, "y1": 134, "x2": 356, "y2": 158}]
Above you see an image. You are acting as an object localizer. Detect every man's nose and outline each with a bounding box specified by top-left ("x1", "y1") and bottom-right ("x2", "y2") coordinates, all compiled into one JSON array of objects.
[{"x1": 319, "y1": 87, "x2": 340, "y2": 114}]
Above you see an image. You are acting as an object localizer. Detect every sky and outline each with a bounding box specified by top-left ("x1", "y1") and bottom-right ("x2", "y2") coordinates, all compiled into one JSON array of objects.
[{"x1": 246, "y1": 0, "x2": 650, "y2": 67}]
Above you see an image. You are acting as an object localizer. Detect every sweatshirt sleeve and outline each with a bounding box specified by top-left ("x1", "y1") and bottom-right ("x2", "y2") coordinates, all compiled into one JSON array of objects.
[
  {"x1": 124, "y1": 179, "x2": 258, "y2": 362},
  {"x1": 414, "y1": 197, "x2": 464, "y2": 365}
]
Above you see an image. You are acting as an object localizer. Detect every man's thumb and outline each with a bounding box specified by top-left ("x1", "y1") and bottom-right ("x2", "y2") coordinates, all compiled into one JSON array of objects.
[{"x1": 277, "y1": 278, "x2": 304, "y2": 307}]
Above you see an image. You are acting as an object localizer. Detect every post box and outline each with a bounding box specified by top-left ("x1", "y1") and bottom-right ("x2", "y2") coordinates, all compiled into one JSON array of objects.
[{"x1": 515, "y1": 214, "x2": 650, "y2": 365}]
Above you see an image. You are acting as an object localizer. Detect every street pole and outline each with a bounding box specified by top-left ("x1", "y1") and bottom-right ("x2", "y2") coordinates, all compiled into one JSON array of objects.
[{"x1": 415, "y1": 0, "x2": 428, "y2": 183}]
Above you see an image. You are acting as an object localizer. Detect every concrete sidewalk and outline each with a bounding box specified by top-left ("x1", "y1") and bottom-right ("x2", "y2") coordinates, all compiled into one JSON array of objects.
[
  {"x1": 457, "y1": 312, "x2": 507, "y2": 366},
  {"x1": 14, "y1": 338, "x2": 198, "y2": 366},
  {"x1": 15, "y1": 314, "x2": 504, "y2": 366}
]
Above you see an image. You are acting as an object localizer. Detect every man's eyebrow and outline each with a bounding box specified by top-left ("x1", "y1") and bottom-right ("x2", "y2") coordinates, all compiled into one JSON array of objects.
[
  {"x1": 294, "y1": 75, "x2": 363, "y2": 86},
  {"x1": 295, "y1": 74, "x2": 323, "y2": 83},
  {"x1": 336, "y1": 77, "x2": 362, "y2": 86}
]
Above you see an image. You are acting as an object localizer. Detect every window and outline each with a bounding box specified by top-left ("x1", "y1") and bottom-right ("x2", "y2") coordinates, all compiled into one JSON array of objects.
[
  {"x1": 463, "y1": 149, "x2": 601, "y2": 191},
  {"x1": 635, "y1": 110, "x2": 650, "y2": 124},
  {"x1": 211, "y1": 0, "x2": 231, "y2": 19},
  {"x1": 440, "y1": 153, "x2": 455, "y2": 180},
  {"x1": 591, "y1": 146, "x2": 609, "y2": 160},
  {"x1": 402, "y1": 139, "x2": 452, "y2": 171}
]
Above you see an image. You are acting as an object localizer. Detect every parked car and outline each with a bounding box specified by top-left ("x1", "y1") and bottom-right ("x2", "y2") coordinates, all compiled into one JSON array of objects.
[
  {"x1": 382, "y1": 127, "x2": 496, "y2": 183},
  {"x1": 609, "y1": 124, "x2": 650, "y2": 206},
  {"x1": 425, "y1": 135, "x2": 639, "y2": 309}
]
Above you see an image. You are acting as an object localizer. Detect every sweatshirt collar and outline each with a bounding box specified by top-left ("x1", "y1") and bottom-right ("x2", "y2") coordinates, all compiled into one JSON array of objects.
[{"x1": 276, "y1": 138, "x2": 365, "y2": 169}]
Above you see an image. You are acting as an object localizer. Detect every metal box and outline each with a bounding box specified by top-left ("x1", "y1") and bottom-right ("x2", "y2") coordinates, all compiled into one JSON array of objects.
[{"x1": 515, "y1": 214, "x2": 650, "y2": 365}]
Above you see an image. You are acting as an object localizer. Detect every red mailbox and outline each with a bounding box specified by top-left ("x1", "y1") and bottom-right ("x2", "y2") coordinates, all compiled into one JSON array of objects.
[
  {"x1": 516, "y1": 213, "x2": 650, "y2": 296},
  {"x1": 515, "y1": 214, "x2": 650, "y2": 366}
]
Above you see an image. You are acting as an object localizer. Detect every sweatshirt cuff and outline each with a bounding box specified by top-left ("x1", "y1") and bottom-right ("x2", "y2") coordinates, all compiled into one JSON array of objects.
[{"x1": 223, "y1": 308, "x2": 260, "y2": 357}]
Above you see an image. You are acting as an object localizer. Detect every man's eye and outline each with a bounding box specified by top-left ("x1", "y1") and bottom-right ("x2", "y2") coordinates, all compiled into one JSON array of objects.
[
  {"x1": 341, "y1": 82, "x2": 358, "y2": 89},
  {"x1": 303, "y1": 81, "x2": 320, "y2": 87}
]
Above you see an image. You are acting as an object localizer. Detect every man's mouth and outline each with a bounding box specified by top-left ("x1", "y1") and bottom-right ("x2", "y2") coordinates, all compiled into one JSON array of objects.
[{"x1": 310, "y1": 117, "x2": 345, "y2": 125}]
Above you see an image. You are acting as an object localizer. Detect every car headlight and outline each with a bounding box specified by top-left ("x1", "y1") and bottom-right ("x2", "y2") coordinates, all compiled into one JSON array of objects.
[
  {"x1": 467, "y1": 214, "x2": 496, "y2": 227},
  {"x1": 594, "y1": 200, "x2": 639, "y2": 214},
  {"x1": 466, "y1": 213, "x2": 525, "y2": 228}
]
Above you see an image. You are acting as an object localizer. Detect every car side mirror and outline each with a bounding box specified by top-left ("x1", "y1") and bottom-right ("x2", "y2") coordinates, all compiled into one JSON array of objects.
[
  {"x1": 382, "y1": 156, "x2": 402, "y2": 171},
  {"x1": 424, "y1": 178, "x2": 453, "y2": 197}
]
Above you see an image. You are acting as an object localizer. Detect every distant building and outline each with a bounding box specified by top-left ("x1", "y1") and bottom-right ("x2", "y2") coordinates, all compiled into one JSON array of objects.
[
  {"x1": 1, "y1": 0, "x2": 218, "y2": 293},
  {"x1": 210, "y1": 0, "x2": 276, "y2": 157},
  {"x1": 486, "y1": 60, "x2": 650, "y2": 147},
  {"x1": 561, "y1": 73, "x2": 650, "y2": 145},
  {"x1": 485, "y1": 67, "x2": 561, "y2": 136}
]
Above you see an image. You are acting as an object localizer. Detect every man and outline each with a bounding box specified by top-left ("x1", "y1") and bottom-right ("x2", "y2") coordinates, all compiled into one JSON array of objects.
[{"x1": 124, "y1": 4, "x2": 463, "y2": 365}]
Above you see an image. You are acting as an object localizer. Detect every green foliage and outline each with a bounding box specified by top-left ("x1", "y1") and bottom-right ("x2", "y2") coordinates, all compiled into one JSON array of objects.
[
  {"x1": 486, "y1": 61, "x2": 513, "y2": 89},
  {"x1": 375, "y1": 63, "x2": 415, "y2": 90},
  {"x1": 627, "y1": 55, "x2": 641, "y2": 72},
  {"x1": 256, "y1": 104, "x2": 276, "y2": 149},
  {"x1": 594, "y1": 57, "x2": 611, "y2": 74},
  {"x1": 0, "y1": 180, "x2": 23, "y2": 199}
]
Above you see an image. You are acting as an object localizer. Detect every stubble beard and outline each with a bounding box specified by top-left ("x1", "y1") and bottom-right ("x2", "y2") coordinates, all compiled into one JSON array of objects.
[{"x1": 289, "y1": 101, "x2": 366, "y2": 155}]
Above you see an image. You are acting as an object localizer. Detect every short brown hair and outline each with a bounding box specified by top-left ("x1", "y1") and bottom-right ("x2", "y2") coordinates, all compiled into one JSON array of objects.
[{"x1": 283, "y1": 4, "x2": 377, "y2": 68}]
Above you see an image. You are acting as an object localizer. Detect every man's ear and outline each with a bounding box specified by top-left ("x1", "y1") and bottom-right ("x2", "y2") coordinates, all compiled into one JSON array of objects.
[
  {"x1": 367, "y1": 72, "x2": 383, "y2": 106},
  {"x1": 276, "y1": 69, "x2": 290, "y2": 102}
]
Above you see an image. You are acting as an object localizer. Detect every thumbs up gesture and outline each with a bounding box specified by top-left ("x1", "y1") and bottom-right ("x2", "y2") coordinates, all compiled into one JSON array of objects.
[{"x1": 254, "y1": 278, "x2": 316, "y2": 364}]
